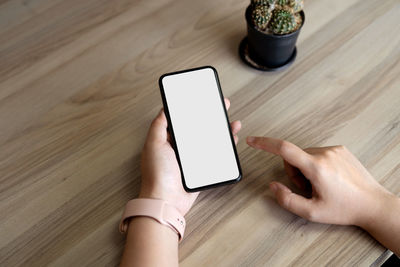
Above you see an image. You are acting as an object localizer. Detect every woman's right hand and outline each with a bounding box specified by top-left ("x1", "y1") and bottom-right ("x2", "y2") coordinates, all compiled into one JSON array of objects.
[{"x1": 246, "y1": 136, "x2": 398, "y2": 229}]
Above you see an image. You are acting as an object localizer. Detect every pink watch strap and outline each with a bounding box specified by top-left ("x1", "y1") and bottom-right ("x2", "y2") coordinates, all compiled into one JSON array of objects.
[{"x1": 119, "y1": 198, "x2": 185, "y2": 241}]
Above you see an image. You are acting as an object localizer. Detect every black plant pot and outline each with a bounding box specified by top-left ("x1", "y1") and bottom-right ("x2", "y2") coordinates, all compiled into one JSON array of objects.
[{"x1": 244, "y1": 5, "x2": 305, "y2": 69}]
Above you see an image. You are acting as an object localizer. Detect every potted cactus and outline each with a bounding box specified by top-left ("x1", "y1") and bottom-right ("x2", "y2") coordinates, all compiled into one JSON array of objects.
[{"x1": 239, "y1": 0, "x2": 305, "y2": 71}]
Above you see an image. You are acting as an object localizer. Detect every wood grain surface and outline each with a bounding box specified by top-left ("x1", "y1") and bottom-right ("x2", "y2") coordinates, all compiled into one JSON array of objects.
[{"x1": 1, "y1": 0, "x2": 399, "y2": 266}]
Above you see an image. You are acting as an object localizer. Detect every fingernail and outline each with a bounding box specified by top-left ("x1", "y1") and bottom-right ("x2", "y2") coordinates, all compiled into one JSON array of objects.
[
  {"x1": 269, "y1": 183, "x2": 278, "y2": 193},
  {"x1": 247, "y1": 136, "x2": 255, "y2": 143}
]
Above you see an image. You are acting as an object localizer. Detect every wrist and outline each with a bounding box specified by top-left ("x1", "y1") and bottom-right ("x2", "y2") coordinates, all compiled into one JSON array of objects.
[
  {"x1": 121, "y1": 216, "x2": 179, "y2": 267},
  {"x1": 357, "y1": 190, "x2": 398, "y2": 231},
  {"x1": 139, "y1": 190, "x2": 186, "y2": 217},
  {"x1": 120, "y1": 198, "x2": 186, "y2": 241},
  {"x1": 128, "y1": 216, "x2": 179, "y2": 242},
  {"x1": 139, "y1": 188, "x2": 168, "y2": 201},
  {"x1": 138, "y1": 189, "x2": 177, "y2": 212},
  {"x1": 139, "y1": 188, "x2": 183, "y2": 214}
]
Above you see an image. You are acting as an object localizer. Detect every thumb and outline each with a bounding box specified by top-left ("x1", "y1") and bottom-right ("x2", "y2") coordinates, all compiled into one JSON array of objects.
[
  {"x1": 147, "y1": 109, "x2": 168, "y2": 143},
  {"x1": 269, "y1": 182, "x2": 316, "y2": 221}
]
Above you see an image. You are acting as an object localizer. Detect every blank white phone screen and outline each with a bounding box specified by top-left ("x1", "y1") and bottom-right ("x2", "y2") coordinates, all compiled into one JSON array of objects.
[{"x1": 161, "y1": 68, "x2": 240, "y2": 189}]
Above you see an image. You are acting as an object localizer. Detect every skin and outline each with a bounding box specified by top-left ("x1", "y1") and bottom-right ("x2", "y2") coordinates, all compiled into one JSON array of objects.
[
  {"x1": 246, "y1": 137, "x2": 400, "y2": 255},
  {"x1": 120, "y1": 99, "x2": 241, "y2": 267},
  {"x1": 121, "y1": 99, "x2": 399, "y2": 267}
]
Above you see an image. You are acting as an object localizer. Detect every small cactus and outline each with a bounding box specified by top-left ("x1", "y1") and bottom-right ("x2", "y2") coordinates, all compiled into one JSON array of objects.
[
  {"x1": 250, "y1": 0, "x2": 303, "y2": 35},
  {"x1": 289, "y1": 0, "x2": 304, "y2": 13},
  {"x1": 252, "y1": 5, "x2": 272, "y2": 30},
  {"x1": 269, "y1": 9, "x2": 297, "y2": 34}
]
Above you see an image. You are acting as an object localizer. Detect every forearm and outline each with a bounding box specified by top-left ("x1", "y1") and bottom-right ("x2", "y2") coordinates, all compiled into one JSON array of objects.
[
  {"x1": 120, "y1": 217, "x2": 179, "y2": 267},
  {"x1": 360, "y1": 193, "x2": 400, "y2": 256}
]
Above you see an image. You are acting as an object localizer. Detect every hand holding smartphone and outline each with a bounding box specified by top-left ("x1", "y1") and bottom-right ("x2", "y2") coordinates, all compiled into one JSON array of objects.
[{"x1": 159, "y1": 66, "x2": 242, "y2": 192}]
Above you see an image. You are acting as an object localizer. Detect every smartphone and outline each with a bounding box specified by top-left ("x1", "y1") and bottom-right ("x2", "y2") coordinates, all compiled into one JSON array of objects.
[{"x1": 159, "y1": 66, "x2": 242, "y2": 192}]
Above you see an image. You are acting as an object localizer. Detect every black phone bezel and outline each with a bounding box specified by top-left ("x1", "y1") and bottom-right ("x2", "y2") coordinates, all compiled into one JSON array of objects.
[{"x1": 158, "y1": 65, "x2": 242, "y2": 192}]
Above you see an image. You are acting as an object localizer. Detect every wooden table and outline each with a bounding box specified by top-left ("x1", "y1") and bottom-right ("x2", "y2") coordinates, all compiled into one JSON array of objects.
[{"x1": 1, "y1": 0, "x2": 399, "y2": 266}]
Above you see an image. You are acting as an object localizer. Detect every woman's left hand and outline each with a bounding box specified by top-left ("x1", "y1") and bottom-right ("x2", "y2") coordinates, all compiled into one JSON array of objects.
[{"x1": 139, "y1": 98, "x2": 241, "y2": 216}]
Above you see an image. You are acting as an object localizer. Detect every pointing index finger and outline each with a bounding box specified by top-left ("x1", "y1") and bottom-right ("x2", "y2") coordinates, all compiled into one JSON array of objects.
[{"x1": 247, "y1": 136, "x2": 313, "y2": 171}]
